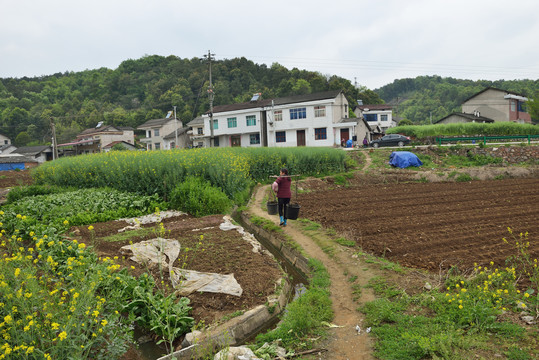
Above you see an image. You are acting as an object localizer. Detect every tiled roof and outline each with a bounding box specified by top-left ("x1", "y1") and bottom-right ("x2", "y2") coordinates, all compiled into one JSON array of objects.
[
  {"x1": 78, "y1": 125, "x2": 132, "y2": 136},
  {"x1": 186, "y1": 116, "x2": 204, "y2": 126},
  {"x1": 137, "y1": 118, "x2": 176, "y2": 129},
  {"x1": 13, "y1": 145, "x2": 52, "y2": 155},
  {"x1": 163, "y1": 127, "x2": 189, "y2": 140},
  {"x1": 463, "y1": 87, "x2": 529, "y2": 103},
  {"x1": 210, "y1": 90, "x2": 344, "y2": 114},
  {"x1": 435, "y1": 112, "x2": 495, "y2": 124}
]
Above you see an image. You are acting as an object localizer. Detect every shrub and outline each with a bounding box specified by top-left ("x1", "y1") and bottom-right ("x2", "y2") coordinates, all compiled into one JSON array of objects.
[
  {"x1": 169, "y1": 176, "x2": 232, "y2": 217},
  {"x1": 6, "y1": 184, "x2": 77, "y2": 204}
]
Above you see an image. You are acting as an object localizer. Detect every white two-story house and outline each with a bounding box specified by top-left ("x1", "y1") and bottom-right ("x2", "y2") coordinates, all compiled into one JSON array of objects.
[
  {"x1": 200, "y1": 90, "x2": 355, "y2": 148},
  {"x1": 354, "y1": 104, "x2": 396, "y2": 133},
  {"x1": 137, "y1": 117, "x2": 185, "y2": 150}
]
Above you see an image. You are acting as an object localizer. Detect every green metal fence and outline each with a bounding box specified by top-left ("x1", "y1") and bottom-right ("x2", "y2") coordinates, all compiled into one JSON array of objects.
[{"x1": 436, "y1": 135, "x2": 539, "y2": 146}]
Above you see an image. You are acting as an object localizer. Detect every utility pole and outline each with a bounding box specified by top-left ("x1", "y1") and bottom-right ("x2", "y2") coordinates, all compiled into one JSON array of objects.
[
  {"x1": 204, "y1": 50, "x2": 215, "y2": 147},
  {"x1": 173, "y1": 105, "x2": 178, "y2": 149},
  {"x1": 50, "y1": 118, "x2": 58, "y2": 160}
]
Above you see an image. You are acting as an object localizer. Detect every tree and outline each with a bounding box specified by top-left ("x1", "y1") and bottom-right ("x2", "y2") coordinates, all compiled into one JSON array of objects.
[
  {"x1": 398, "y1": 119, "x2": 413, "y2": 126},
  {"x1": 14, "y1": 131, "x2": 31, "y2": 146},
  {"x1": 527, "y1": 92, "x2": 539, "y2": 124}
]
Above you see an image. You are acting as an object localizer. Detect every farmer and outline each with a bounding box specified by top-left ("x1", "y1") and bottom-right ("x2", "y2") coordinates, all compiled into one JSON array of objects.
[
  {"x1": 363, "y1": 136, "x2": 368, "y2": 147},
  {"x1": 274, "y1": 168, "x2": 292, "y2": 226}
]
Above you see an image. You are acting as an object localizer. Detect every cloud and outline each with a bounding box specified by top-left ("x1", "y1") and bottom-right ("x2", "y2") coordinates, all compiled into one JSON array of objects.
[{"x1": 0, "y1": 0, "x2": 537, "y2": 89}]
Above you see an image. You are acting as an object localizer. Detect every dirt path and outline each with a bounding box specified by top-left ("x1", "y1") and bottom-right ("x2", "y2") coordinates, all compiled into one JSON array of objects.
[{"x1": 248, "y1": 185, "x2": 376, "y2": 360}]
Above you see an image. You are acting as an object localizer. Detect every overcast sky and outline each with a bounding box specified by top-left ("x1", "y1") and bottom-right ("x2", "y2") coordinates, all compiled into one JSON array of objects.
[{"x1": 1, "y1": 0, "x2": 538, "y2": 90}]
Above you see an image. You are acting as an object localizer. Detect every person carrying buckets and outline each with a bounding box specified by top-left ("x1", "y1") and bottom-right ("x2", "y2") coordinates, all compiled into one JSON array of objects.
[{"x1": 272, "y1": 168, "x2": 292, "y2": 226}]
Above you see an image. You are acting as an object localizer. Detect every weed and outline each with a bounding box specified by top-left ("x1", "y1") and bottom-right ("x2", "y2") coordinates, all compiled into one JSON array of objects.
[
  {"x1": 455, "y1": 173, "x2": 473, "y2": 182},
  {"x1": 335, "y1": 237, "x2": 355, "y2": 247}
]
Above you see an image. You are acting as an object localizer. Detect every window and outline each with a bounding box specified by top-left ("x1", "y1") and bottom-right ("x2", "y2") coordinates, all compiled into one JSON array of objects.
[
  {"x1": 518, "y1": 101, "x2": 526, "y2": 112},
  {"x1": 154, "y1": 142, "x2": 161, "y2": 150},
  {"x1": 213, "y1": 120, "x2": 218, "y2": 130},
  {"x1": 213, "y1": 137, "x2": 219, "y2": 147},
  {"x1": 274, "y1": 110, "x2": 282, "y2": 121},
  {"x1": 276, "y1": 131, "x2": 286, "y2": 143},
  {"x1": 314, "y1": 128, "x2": 327, "y2": 140},
  {"x1": 4, "y1": 140, "x2": 8, "y2": 145},
  {"x1": 197, "y1": 127, "x2": 203, "y2": 135},
  {"x1": 364, "y1": 114, "x2": 378, "y2": 122},
  {"x1": 250, "y1": 134, "x2": 260, "y2": 144},
  {"x1": 290, "y1": 107, "x2": 306, "y2": 120},
  {"x1": 170, "y1": 142, "x2": 175, "y2": 149},
  {"x1": 227, "y1": 117, "x2": 237, "y2": 128},
  {"x1": 381, "y1": 114, "x2": 388, "y2": 122},
  {"x1": 246, "y1": 115, "x2": 256, "y2": 126},
  {"x1": 314, "y1": 106, "x2": 326, "y2": 117},
  {"x1": 154, "y1": 129, "x2": 160, "y2": 137}
]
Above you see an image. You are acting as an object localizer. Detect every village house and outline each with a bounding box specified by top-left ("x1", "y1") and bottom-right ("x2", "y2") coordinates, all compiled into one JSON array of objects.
[
  {"x1": 354, "y1": 104, "x2": 397, "y2": 133},
  {"x1": 186, "y1": 116, "x2": 205, "y2": 148},
  {"x1": 58, "y1": 123, "x2": 135, "y2": 155},
  {"x1": 0, "y1": 133, "x2": 11, "y2": 146},
  {"x1": 198, "y1": 90, "x2": 360, "y2": 148},
  {"x1": 437, "y1": 87, "x2": 532, "y2": 124},
  {"x1": 137, "y1": 116, "x2": 185, "y2": 150},
  {"x1": 13, "y1": 145, "x2": 53, "y2": 163}
]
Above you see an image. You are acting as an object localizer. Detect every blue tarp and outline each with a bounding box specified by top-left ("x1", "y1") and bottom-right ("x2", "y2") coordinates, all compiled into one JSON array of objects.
[
  {"x1": 0, "y1": 163, "x2": 25, "y2": 171},
  {"x1": 389, "y1": 151, "x2": 423, "y2": 168},
  {"x1": 346, "y1": 139, "x2": 353, "y2": 148}
]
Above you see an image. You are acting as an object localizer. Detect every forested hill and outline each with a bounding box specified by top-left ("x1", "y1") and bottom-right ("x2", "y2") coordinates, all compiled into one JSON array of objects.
[
  {"x1": 0, "y1": 55, "x2": 382, "y2": 145},
  {"x1": 1, "y1": 55, "x2": 537, "y2": 147},
  {"x1": 376, "y1": 76, "x2": 539, "y2": 125}
]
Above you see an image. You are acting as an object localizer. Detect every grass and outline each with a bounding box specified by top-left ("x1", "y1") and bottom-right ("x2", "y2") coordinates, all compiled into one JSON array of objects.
[
  {"x1": 357, "y1": 233, "x2": 539, "y2": 360},
  {"x1": 254, "y1": 258, "x2": 332, "y2": 351}
]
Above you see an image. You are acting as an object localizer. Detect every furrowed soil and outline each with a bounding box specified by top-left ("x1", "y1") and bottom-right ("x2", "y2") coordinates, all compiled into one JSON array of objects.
[{"x1": 298, "y1": 175, "x2": 539, "y2": 273}]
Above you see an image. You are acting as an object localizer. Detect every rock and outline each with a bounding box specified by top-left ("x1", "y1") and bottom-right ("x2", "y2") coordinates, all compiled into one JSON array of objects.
[
  {"x1": 424, "y1": 282, "x2": 432, "y2": 290},
  {"x1": 181, "y1": 330, "x2": 202, "y2": 347},
  {"x1": 520, "y1": 315, "x2": 536, "y2": 325},
  {"x1": 213, "y1": 346, "x2": 262, "y2": 360}
]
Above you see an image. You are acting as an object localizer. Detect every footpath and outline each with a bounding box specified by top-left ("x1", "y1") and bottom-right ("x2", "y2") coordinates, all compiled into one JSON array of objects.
[{"x1": 247, "y1": 183, "x2": 377, "y2": 360}]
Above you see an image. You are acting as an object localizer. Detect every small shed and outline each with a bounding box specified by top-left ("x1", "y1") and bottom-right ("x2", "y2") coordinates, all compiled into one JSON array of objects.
[
  {"x1": 13, "y1": 145, "x2": 53, "y2": 164},
  {"x1": 0, "y1": 154, "x2": 39, "y2": 171}
]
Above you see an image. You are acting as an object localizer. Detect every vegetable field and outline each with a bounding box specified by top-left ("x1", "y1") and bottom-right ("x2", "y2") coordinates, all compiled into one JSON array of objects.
[{"x1": 298, "y1": 177, "x2": 539, "y2": 273}]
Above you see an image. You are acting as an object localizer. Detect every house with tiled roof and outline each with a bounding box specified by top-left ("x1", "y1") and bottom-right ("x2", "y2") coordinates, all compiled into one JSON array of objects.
[
  {"x1": 0, "y1": 133, "x2": 11, "y2": 146},
  {"x1": 58, "y1": 123, "x2": 134, "y2": 155},
  {"x1": 435, "y1": 112, "x2": 495, "y2": 125},
  {"x1": 199, "y1": 90, "x2": 357, "y2": 148},
  {"x1": 137, "y1": 116, "x2": 184, "y2": 150},
  {"x1": 461, "y1": 87, "x2": 532, "y2": 124},
  {"x1": 13, "y1": 145, "x2": 53, "y2": 163}
]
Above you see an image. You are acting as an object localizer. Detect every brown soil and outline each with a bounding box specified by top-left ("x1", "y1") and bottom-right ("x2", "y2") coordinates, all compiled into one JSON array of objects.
[{"x1": 298, "y1": 175, "x2": 539, "y2": 274}]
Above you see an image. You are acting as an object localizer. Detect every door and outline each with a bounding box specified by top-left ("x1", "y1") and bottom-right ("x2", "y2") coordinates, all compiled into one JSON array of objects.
[
  {"x1": 340, "y1": 128, "x2": 349, "y2": 142},
  {"x1": 296, "y1": 130, "x2": 306, "y2": 146},
  {"x1": 231, "y1": 135, "x2": 241, "y2": 147}
]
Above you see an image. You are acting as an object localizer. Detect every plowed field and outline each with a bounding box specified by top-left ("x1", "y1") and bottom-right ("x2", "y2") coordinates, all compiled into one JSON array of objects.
[{"x1": 298, "y1": 178, "x2": 539, "y2": 272}]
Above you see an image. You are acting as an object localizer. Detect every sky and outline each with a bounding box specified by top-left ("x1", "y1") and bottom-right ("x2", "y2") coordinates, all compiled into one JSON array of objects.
[{"x1": 1, "y1": 0, "x2": 538, "y2": 90}]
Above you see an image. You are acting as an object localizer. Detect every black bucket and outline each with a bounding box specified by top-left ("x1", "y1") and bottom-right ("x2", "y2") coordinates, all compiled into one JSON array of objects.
[
  {"x1": 286, "y1": 203, "x2": 300, "y2": 220},
  {"x1": 267, "y1": 201, "x2": 278, "y2": 215}
]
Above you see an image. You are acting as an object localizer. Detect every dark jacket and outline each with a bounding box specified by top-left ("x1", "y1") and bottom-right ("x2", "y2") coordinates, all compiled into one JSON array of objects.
[{"x1": 275, "y1": 176, "x2": 292, "y2": 198}]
